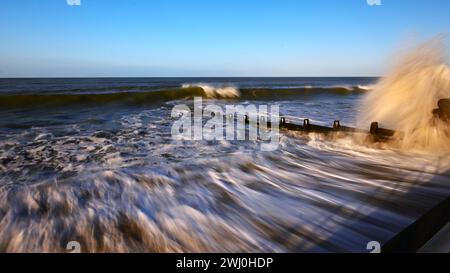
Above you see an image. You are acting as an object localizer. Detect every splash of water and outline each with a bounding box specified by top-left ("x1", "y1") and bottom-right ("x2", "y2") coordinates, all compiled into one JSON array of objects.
[
  {"x1": 182, "y1": 84, "x2": 240, "y2": 98},
  {"x1": 357, "y1": 37, "x2": 450, "y2": 152}
]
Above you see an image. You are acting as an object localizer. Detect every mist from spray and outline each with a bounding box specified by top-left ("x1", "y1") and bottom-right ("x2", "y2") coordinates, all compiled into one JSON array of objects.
[{"x1": 357, "y1": 37, "x2": 450, "y2": 153}]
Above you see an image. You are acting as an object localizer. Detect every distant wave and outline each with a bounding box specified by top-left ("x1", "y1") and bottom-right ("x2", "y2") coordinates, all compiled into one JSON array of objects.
[
  {"x1": 0, "y1": 85, "x2": 368, "y2": 108},
  {"x1": 356, "y1": 84, "x2": 376, "y2": 91},
  {"x1": 323, "y1": 85, "x2": 374, "y2": 91},
  {"x1": 181, "y1": 84, "x2": 240, "y2": 98}
]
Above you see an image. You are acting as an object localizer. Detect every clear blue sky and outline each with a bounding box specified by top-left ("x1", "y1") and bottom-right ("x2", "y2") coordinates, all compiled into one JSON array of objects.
[{"x1": 0, "y1": 0, "x2": 449, "y2": 77}]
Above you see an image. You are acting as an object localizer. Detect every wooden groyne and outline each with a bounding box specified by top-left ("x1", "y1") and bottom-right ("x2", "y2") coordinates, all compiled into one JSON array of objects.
[
  {"x1": 242, "y1": 98, "x2": 450, "y2": 140},
  {"x1": 243, "y1": 115, "x2": 396, "y2": 140}
]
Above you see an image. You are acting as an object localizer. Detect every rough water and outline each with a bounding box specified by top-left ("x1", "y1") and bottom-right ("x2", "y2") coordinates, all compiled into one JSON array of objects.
[
  {"x1": 0, "y1": 73, "x2": 449, "y2": 252},
  {"x1": 358, "y1": 37, "x2": 450, "y2": 153}
]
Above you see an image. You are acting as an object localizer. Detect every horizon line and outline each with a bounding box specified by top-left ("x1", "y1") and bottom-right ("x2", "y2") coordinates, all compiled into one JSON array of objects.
[{"x1": 0, "y1": 75, "x2": 382, "y2": 79}]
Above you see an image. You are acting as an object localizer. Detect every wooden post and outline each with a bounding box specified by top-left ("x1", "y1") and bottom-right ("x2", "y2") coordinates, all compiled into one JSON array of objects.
[
  {"x1": 303, "y1": 119, "x2": 310, "y2": 129},
  {"x1": 370, "y1": 122, "x2": 379, "y2": 135},
  {"x1": 333, "y1": 120, "x2": 341, "y2": 130}
]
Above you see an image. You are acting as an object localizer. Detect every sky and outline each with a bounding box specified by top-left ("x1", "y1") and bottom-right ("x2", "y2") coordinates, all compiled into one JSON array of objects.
[{"x1": 0, "y1": 0, "x2": 449, "y2": 77}]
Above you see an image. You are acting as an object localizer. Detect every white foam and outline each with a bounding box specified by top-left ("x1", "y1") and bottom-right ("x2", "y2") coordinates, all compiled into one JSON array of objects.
[{"x1": 182, "y1": 83, "x2": 240, "y2": 98}]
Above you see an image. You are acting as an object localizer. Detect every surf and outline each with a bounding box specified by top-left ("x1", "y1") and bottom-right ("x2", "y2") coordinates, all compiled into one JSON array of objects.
[
  {"x1": 357, "y1": 36, "x2": 450, "y2": 153},
  {"x1": 181, "y1": 83, "x2": 240, "y2": 98}
]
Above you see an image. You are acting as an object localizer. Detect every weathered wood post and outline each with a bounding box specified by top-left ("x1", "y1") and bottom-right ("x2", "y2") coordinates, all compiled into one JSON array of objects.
[
  {"x1": 333, "y1": 120, "x2": 341, "y2": 130},
  {"x1": 370, "y1": 122, "x2": 379, "y2": 135},
  {"x1": 437, "y1": 99, "x2": 450, "y2": 121},
  {"x1": 303, "y1": 119, "x2": 310, "y2": 130}
]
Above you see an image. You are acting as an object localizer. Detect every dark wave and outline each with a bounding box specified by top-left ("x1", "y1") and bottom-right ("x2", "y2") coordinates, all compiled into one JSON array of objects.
[{"x1": 0, "y1": 86, "x2": 366, "y2": 108}]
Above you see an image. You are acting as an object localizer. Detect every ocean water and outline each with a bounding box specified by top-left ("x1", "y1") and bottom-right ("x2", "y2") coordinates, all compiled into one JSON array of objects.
[{"x1": 0, "y1": 77, "x2": 449, "y2": 252}]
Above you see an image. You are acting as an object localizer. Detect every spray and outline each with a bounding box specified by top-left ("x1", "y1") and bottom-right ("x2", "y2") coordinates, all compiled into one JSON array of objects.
[{"x1": 357, "y1": 36, "x2": 450, "y2": 152}]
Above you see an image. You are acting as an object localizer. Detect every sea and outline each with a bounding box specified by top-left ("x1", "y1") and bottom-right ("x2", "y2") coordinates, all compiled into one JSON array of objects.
[{"x1": 0, "y1": 77, "x2": 449, "y2": 252}]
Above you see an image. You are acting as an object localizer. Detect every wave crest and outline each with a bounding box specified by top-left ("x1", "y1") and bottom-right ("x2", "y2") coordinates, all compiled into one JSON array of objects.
[{"x1": 182, "y1": 84, "x2": 240, "y2": 98}]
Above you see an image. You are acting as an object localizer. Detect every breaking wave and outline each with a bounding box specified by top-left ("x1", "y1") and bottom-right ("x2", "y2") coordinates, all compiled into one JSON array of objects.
[
  {"x1": 0, "y1": 86, "x2": 367, "y2": 109},
  {"x1": 181, "y1": 84, "x2": 240, "y2": 98},
  {"x1": 357, "y1": 36, "x2": 450, "y2": 152}
]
